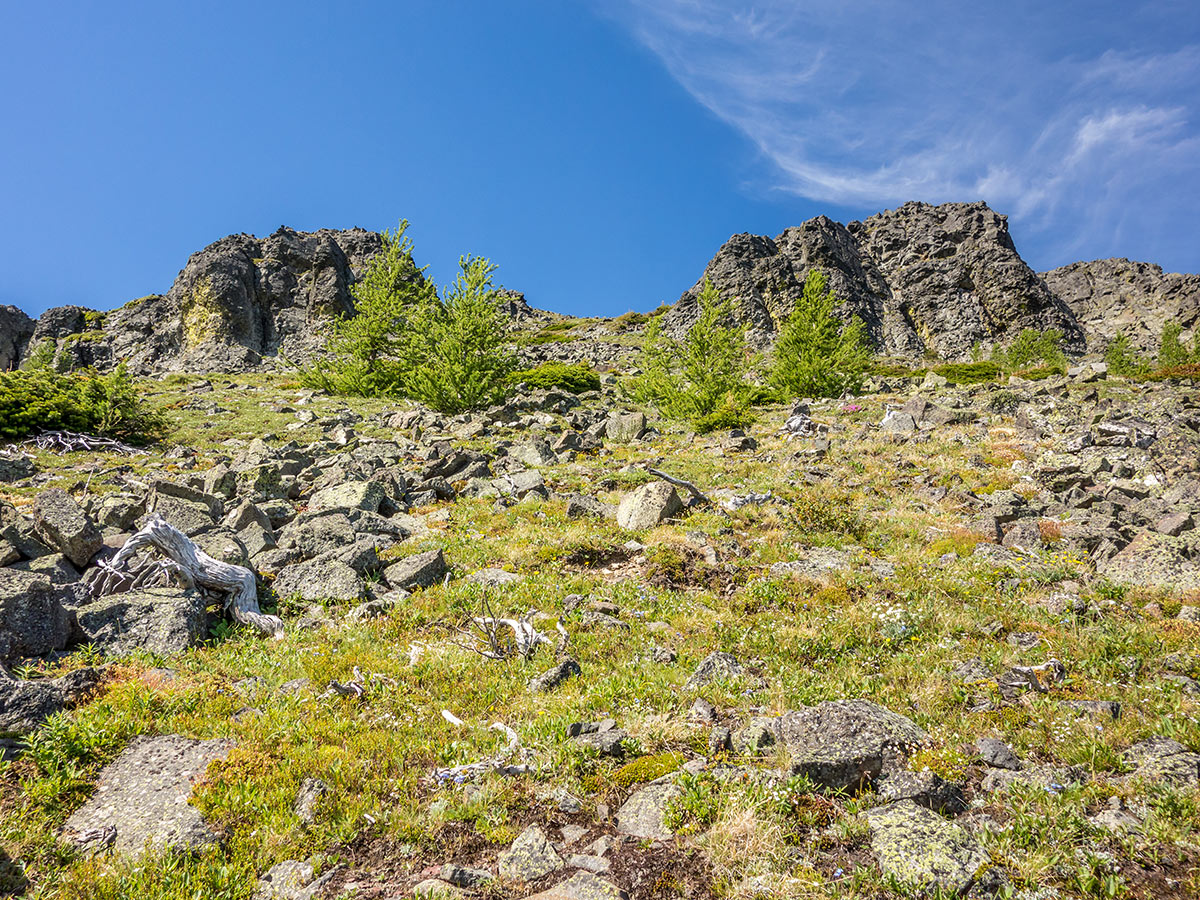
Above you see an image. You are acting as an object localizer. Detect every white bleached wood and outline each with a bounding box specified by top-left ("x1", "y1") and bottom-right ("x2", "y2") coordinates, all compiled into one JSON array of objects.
[{"x1": 87, "y1": 512, "x2": 284, "y2": 638}]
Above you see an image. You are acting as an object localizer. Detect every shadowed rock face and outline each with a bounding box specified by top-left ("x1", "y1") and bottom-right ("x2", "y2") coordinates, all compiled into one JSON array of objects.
[
  {"x1": 1041, "y1": 258, "x2": 1200, "y2": 354},
  {"x1": 665, "y1": 201, "x2": 1088, "y2": 359},
  {"x1": 0, "y1": 305, "x2": 34, "y2": 371}
]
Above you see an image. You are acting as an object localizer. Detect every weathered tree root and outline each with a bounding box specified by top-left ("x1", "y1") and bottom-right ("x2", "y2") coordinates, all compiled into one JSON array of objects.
[{"x1": 85, "y1": 512, "x2": 284, "y2": 638}]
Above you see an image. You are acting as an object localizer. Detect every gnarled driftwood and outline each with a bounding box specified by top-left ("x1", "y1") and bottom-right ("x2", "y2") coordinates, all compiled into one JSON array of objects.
[{"x1": 86, "y1": 512, "x2": 284, "y2": 638}]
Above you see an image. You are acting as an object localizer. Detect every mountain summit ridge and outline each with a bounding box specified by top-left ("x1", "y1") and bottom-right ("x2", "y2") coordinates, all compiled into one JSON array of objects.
[{"x1": 5, "y1": 201, "x2": 1197, "y2": 373}]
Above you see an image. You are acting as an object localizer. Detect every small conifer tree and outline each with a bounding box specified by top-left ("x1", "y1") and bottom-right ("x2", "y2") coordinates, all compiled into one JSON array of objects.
[
  {"x1": 1104, "y1": 331, "x2": 1150, "y2": 377},
  {"x1": 1158, "y1": 321, "x2": 1192, "y2": 369},
  {"x1": 628, "y1": 278, "x2": 750, "y2": 427},
  {"x1": 404, "y1": 256, "x2": 517, "y2": 414},
  {"x1": 304, "y1": 220, "x2": 434, "y2": 396},
  {"x1": 769, "y1": 270, "x2": 870, "y2": 399}
]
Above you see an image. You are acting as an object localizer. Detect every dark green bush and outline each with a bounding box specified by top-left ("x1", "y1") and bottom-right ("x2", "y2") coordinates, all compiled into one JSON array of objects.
[
  {"x1": 508, "y1": 362, "x2": 601, "y2": 394},
  {"x1": 871, "y1": 362, "x2": 926, "y2": 379},
  {"x1": 931, "y1": 361, "x2": 1002, "y2": 384},
  {"x1": 0, "y1": 364, "x2": 163, "y2": 442},
  {"x1": 692, "y1": 399, "x2": 755, "y2": 434}
]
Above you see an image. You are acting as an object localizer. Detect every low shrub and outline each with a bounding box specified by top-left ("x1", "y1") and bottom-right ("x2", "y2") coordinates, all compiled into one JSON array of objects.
[
  {"x1": 1144, "y1": 362, "x2": 1200, "y2": 382},
  {"x1": 613, "y1": 310, "x2": 648, "y2": 330},
  {"x1": 0, "y1": 364, "x2": 163, "y2": 442},
  {"x1": 612, "y1": 751, "x2": 685, "y2": 788},
  {"x1": 932, "y1": 361, "x2": 1002, "y2": 384},
  {"x1": 692, "y1": 399, "x2": 755, "y2": 434},
  {"x1": 508, "y1": 362, "x2": 600, "y2": 394}
]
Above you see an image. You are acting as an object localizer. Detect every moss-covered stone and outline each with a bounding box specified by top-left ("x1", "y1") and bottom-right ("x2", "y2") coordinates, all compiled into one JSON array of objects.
[{"x1": 612, "y1": 751, "x2": 684, "y2": 788}]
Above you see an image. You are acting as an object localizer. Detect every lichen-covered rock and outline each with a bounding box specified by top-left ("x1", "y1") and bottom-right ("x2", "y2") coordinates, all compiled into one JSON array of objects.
[
  {"x1": 865, "y1": 800, "x2": 990, "y2": 894},
  {"x1": 384, "y1": 549, "x2": 446, "y2": 590},
  {"x1": 530, "y1": 659, "x2": 581, "y2": 693},
  {"x1": 664, "y1": 201, "x2": 1083, "y2": 360},
  {"x1": 1042, "y1": 257, "x2": 1200, "y2": 354},
  {"x1": 273, "y1": 557, "x2": 363, "y2": 603},
  {"x1": 877, "y1": 770, "x2": 967, "y2": 815},
  {"x1": 47, "y1": 227, "x2": 387, "y2": 374},
  {"x1": 307, "y1": 481, "x2": 386, "y2": 515},
  {"x1": 63, "y1": 735, "x2": 234, "y2": 857},
  {"x1": 616, "y1": 481, "x2": 682, "y2": 530},
  {"x1": 498, "y1": 824, "x2": 564, "y2": 881},
  {"x1": 615, "y1": 781, "x2": 680, "y2": 840},
  {"x1": 776, "y1": 699, "x2": 928, "y2": 793},
  {"x1": 0, "y1": 305, "x2": 35, "y2": 368},
  {"x1": 0, "y1": 569, "x2": 79, "y2": 661},
  {"x1": 1097, "y1": 531, "x2": 1200, "y2": 591},
  {"x1": 253, "y1": 859, "x2": 321, "y2": 900},
  {"x1": 683, "y1": 651, "x2": 744, "y2": 689},
  {"x1": 605, "y1": 411, "x2": 646, "y2": 443},
  {"x1": 1124, "y1": 736, "x2": 1200, "y2": 786},
  {"x1": 0, "y1": 667, "x2": 100, "y2": 734},
  {"x1": 75, "y1": 587, "x2": 208, "y2": 656},
  {"x1": 8, "y1": 553, "x2": 80, "y2": 585},
  {"x1": 32, "y1": 489, "x2": 102, "y2": 568},
  {"x1": 523, "y1": 871, "x2": 628, "y2": 900}
]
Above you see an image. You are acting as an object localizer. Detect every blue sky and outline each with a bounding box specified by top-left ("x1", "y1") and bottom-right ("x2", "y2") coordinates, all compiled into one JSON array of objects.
[{"x1": 3, "y1": 1, "x2": 1197, "y2": 318}]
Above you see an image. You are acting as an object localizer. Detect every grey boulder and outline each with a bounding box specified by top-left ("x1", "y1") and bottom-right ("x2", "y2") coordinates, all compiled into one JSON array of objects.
[
  {"x1": 0, "y1": 570, "x2": 78, "y2": 661},
  {"x1": 75, "y1": 587, "x2": 208, "y2": 656},
  {"x1": 0, "y1": 666, "x2": 101, "y2": 734},
  {"x1": 865, "y1": 800, "x2": 991, "y2": 894},
  {"x1": 33, "y1": 488, "x2": 102, "y2": 568},
  {"x1": 498, "y1": 824, "x2": 564, "y2": 881},
  {"x1": 616, "y1": 481, "x2": 682, "y2": 530},
  {"x1": 616, "y1": 781, "x2": 681, "y2": 840},
  {"x1": 776, "y1": 699, "x2": 928, "y2": 792},
  {"x1": 385, "y1": 549, "x2": 446, "y2": 590}
]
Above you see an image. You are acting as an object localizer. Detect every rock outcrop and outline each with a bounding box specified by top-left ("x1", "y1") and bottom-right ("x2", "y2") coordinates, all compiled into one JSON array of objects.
[
  {"x1": 664, "y1": 201, "x2": 1087, "y2": 359},
  {"x1": 0, "y1": 305, "x2": 35, "y2": 371},
  {"x1": 7, "y1": 202, "x2": 1197, "y2": 373},
  {"x1": 1041, "y1": 258, "x2": 1200, "y2": 354},
  {"x1": 37, "y1": 227, "x2": 387, "y2": 374}
]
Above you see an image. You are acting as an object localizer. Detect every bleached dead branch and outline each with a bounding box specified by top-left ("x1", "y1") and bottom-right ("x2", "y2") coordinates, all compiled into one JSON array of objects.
[{"x1": 85, "y1": 512, "x2": 284, "y2": 637}]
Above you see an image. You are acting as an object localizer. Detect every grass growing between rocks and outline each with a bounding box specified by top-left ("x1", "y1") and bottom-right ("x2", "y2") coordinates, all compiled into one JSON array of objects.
[{"x1": 0, "y1": 374, "x2": 1198, "y2": 899}]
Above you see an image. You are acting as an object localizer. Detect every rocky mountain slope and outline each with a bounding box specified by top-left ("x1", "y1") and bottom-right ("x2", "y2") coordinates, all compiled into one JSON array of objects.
[
  {"x1": 20, "y1": 227, "x2": 386, "y2": 375},
  {"x1": 0, "y1": 362, "x2": 1198, "y2": 899},
  {"x1": 4, "y1": 202, "x2": 1197, "y2": 375}
]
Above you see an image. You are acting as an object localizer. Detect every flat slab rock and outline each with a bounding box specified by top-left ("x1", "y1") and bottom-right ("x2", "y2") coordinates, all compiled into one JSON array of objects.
[
  {"x1": 865, "y1": 800, "x2": 991, "y2": 894},
  {"x1": 64, "y1": 735, "x2": 234, "y2": 856},
  {"x1": 74, "y1": 587, "x2": 209, "y2": 657},
  {"x1": 498, "y1": 824, "x2": 564, "y2": 881}
]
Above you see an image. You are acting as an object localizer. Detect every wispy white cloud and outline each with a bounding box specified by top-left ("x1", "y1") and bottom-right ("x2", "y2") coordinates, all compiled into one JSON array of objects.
[{"x1": 598, "y1": 0, "x2": 1200, "y2": 267}]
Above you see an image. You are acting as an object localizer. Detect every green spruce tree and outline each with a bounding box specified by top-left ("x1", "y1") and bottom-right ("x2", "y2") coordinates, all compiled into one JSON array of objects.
[{"x1": 769, "y1": 269, "x2": 870, "y2": 399}]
